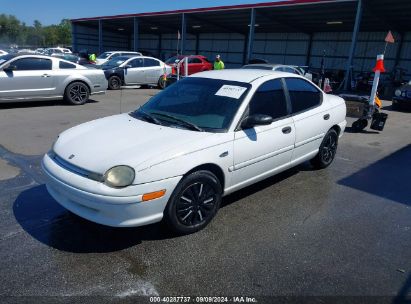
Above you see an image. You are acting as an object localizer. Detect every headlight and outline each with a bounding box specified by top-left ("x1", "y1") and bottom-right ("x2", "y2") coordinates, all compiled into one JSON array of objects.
[
  {"x1": 104, "y1": 165, "x2": 135, "y2": 188},
  {"x1": 395, "y1": 89, "x2": 402, "y2": 97}
]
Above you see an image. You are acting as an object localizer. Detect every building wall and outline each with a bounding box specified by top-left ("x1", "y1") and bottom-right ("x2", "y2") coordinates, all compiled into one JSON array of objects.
[{"x1": 73, "y1": 24, "x2": 411, "y2": 78}]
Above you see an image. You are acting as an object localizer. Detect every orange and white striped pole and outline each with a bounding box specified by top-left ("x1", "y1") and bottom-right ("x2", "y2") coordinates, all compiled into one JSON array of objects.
[{"x1": 368, "y1": 54, "x2": 385, "y2": 116}]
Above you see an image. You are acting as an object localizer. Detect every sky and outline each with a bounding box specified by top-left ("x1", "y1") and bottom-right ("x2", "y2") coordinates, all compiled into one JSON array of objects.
[{"x1": 1, "y1": 0, "x2": 269, "y2": 25}]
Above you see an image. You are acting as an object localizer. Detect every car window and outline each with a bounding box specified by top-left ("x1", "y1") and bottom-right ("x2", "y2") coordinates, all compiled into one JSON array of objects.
[
  {"x1": 188, "y1": 58, "x2": 202, "y2": 64},
  {"x1": 59, "y1": 61, "x2": 76, "y2": 69},
  {"x1": 11, "y1": 58, "x2": 52, "y2": 71},
  {"x1": 110, "y1": 53, "x2": 120, "y2": 59},
  {"x1": 129, "y1": 58, "x2": 144, "y2": 68},
  {"x1": 248, "y1": 79, "x2": 288, "y2": 120},
  {"x1": 144, "y1": 58, "x2": 160, "y2": 67},
  {"x1": 285, "y1": 78, "x2": 322, "y2": 114}
]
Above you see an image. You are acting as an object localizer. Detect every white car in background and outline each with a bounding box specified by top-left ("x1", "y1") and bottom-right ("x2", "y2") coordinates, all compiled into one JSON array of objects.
[
  {"x1": 42, "y1": 69, "x2": 346, "y2": 234},
  {"x1": 95, "y1": 51, "x2": 143, "y2": 65},
  {"x1": 0, "y1": 54, "x2": 107, "y2": 105},
  {"x1": 242, "y1": 63, "x2": 313, "y2": 81}
]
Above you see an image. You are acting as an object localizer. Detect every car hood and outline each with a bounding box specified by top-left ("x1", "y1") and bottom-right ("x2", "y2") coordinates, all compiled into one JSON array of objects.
[{"x1": 53, "y1": 113, "x2": 216, "y2": 174}]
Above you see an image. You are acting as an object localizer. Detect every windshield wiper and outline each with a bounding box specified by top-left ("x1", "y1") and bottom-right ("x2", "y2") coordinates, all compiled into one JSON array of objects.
[
  {"x1": 151, "y1": 112, "x2": 203, "y2": 132},
  {"x1": 132, "y1": 109, "x2": 163, "y2": 126}
]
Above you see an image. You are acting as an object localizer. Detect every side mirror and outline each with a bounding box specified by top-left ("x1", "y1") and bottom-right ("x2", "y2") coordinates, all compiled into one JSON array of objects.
[
  {"x1": 3, "y1": 65, "x2": 17, "y2": 72},
  {"x1": 175, "y1": 59, "x2": 180, "y2": 64},
  {"x1": 241, "y1": 114, "x2": 273, "y2": 129},
  {"x1": 124, "y1": 64, "x2": 132, "y2": 69}
]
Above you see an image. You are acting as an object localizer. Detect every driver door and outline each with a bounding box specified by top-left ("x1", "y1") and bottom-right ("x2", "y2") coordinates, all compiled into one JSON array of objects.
[
  {"x1": 0, "y1": 57, "x2": 55, "y2": 101},
  {"x1": 231, "y1": 78, "x2": 295, "y2": 187}
]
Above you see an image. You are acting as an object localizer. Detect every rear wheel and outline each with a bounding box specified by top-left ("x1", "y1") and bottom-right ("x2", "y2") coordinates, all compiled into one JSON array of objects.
[
  {"x1": 164, "y1": 170, "x2": 222, "y2": 234},
  {"x1": 64, "y1": 82, "x2": 90, "y2": 105},
  {"x1": 310, "y1": 129, "x2": 339, "y2": 169},
  {"x1": 108, "y1": 76, "x2": 121, "y2": 90},
  {"x1": 158, "y1": 76, "x2": 167, "y2": 89}
]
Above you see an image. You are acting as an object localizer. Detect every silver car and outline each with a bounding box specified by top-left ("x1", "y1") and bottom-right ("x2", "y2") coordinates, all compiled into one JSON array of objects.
[
  {"x1": 102, "y1": 56, "x2": 172, "y2": 90},
  {"x1": 0, "y1": 54, "x2": 107, "y2": 105}
]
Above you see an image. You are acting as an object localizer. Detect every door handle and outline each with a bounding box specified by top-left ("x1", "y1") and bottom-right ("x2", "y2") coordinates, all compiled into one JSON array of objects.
[
  {"x1": 323, "y1": 114, "x2": 330, "y2": 120},
  {"x1": 41, "y1": 74, "x2": 51, "y2": 78},
  {"x1": 282, "y1": 126, "x2": 292, "y2": 134}
]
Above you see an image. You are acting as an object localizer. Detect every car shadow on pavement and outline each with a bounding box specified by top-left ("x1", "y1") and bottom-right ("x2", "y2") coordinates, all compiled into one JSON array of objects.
[
  {"x1": 0, "y1": 99, "x2": 98, "y2": 110},
  {"x1": 338, "y1": 144, "x2": 411, "y2": 206},
  {"x1": 393, "y1": 273, "x2": 411, "y2": 304},
  {"x1": 13, "y1": 184, "x2": 174, "y2": 254}
]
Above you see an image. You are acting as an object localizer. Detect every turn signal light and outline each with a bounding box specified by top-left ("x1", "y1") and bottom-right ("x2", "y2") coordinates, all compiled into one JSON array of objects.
[{"x1": 142, "y1": 190, "x2": 166, "y2": 202}]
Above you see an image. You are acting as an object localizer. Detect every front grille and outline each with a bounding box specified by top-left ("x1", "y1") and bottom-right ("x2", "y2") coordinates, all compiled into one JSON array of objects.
[
  {"x1": 406, "y1": 91, "x2": 411, "y2": 98},
  {"x1": 48, "y1": 151, "x2": 103, "y2": 182}
]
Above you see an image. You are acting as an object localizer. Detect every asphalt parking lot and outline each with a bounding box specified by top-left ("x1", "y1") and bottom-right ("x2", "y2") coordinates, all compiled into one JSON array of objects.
[{"x1": 0, "y1": 89, "x2": 410, "y2": 302}]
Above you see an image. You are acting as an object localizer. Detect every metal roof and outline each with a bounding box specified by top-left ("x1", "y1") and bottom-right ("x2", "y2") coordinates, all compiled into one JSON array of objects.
[{"x1": 72, "y1": 0, "x2": 411, "y2": 34}]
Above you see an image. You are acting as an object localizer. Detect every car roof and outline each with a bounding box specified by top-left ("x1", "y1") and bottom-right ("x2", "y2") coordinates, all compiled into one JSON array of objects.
[{"x1": 191, "y1": 69, "x2": 288, "y2": 83}]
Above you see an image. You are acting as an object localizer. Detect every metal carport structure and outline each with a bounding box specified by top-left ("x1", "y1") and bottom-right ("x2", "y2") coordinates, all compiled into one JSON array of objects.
[{"x1": 71, "y1": 0, "x2": 411, "y2": 84}]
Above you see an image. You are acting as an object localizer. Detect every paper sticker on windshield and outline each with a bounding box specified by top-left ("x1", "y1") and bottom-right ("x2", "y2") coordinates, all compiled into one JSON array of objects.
[{"x1": 215, "y1": 85, "x2": 247, "y2": 99}]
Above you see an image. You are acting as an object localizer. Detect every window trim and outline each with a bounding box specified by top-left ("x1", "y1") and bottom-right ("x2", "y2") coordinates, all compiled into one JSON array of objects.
[
  {"x1": 235, "y1": 78, "x2": 292, "y2": 132},
  {"x1": 282, "y1": 77, "x2": 324, "y2": 116}
]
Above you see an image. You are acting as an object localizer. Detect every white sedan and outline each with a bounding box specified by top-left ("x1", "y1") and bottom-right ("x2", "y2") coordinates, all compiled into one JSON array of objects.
[{"x1": 42, "y1": 69, "x2": 347, "y2": 234}]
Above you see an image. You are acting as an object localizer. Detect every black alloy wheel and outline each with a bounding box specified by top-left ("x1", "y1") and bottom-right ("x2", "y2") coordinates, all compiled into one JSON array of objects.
[
  {"x1": 108, "y1": 76, "x2": 121, "y2": 90},
  {"x1": 311, "y1": 129, "x2": 338, "y2": 169},
  {"x1": 165, "y1": 170, "x2": 222, "y2": 234}
]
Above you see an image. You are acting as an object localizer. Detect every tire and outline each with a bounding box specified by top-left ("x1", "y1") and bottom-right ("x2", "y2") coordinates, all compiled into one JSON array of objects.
[
  {"x1": 310, "y1": 129, "x2": 339, "y2": 169},
  {"x1": 164, "y1": 170, "x2": 222, "y2": 234},
  {"x1": 64, "y1": 82, "x2": 90, "y2": 105},
  {"x1": 108, "y1": 75, "x2": 121, "y2": 90},
  {"x1": 158, "y1": 76, "x2": 167, "y2": 89},
  {"x1": 391, "y1": 102, "x2": 399, "y2": 111}
]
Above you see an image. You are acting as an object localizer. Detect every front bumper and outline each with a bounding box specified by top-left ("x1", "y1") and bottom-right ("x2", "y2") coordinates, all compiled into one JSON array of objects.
[{"x1": 42, "y1": 154, "x2": 182, "y2": 227}]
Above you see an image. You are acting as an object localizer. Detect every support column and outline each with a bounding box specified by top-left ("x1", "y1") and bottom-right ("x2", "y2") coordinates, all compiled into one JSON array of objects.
[
  {"x1": 158, "y1": 34, "x2": 162, "y2": 59},
  {"x1": 246, "y1": 8, "x2": 256, "y2": 64},
  {"x1": 71, "y1": 22, "x2": 77, "y2": 52},
  {"x1": 181, "y1": 13, "x2": 187, "y2": 55},
  {"x1": 195, "y1": 33, "x2": 200, "y2": 55},
  {"x1": 305, "y1": 34, "x2": 313, "y2": 67},
  {"x1": 133, "y1": 17, "x2": 139, "y2": 52},
  {"x1": 394, "y1": 32, "x2": 404, "y2": 68},
  {"x1": 344, "y1": 0, "x2": 363, "y2": 90},
  {"x1": 98, "y1": 19, "x2": 103, "y2": 54}
]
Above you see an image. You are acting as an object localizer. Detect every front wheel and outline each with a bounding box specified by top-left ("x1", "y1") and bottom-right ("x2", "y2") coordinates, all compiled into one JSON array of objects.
[
  {"x1": 108, "y1": 75, "x2": 121, "y2": 90},
  {"x1": 310, "y1": 129, "x2": 339, "y2": 169},
  {"x1": 64, "y1": 82, "x2": 90, "y2": 105},
  {"x1": 164, "y1": 170, "x2": 222, "y2": 234}
]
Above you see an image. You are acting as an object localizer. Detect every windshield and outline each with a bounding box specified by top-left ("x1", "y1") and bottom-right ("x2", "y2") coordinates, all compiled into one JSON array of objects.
[
  {"x1": 102, "y1": 56, "x2": 129, "y2": 68},
  {"x1": 97, "y1": 52, "x2": 112, "y2": 59},
  {"x1": 132, "y1": 77, "x2": 251, "y2": 132}
]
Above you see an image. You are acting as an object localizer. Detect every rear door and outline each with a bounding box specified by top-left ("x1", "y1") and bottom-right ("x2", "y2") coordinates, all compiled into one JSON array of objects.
[
  {"x1": 143, "y1": 58, "x2": 163, "y2": 84},
  {"x1": 187, "y1": 57, "x2": 203, "y2": 75},
  {"x1": 284, "y1": 77, "x2": 329, "y2": 162},
  {"x1": 0, "y1": 57, "x2": 55, "y2": 100},
  {"x1": 123, "y1": 57, "x2": 145, "y2": 84}
]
